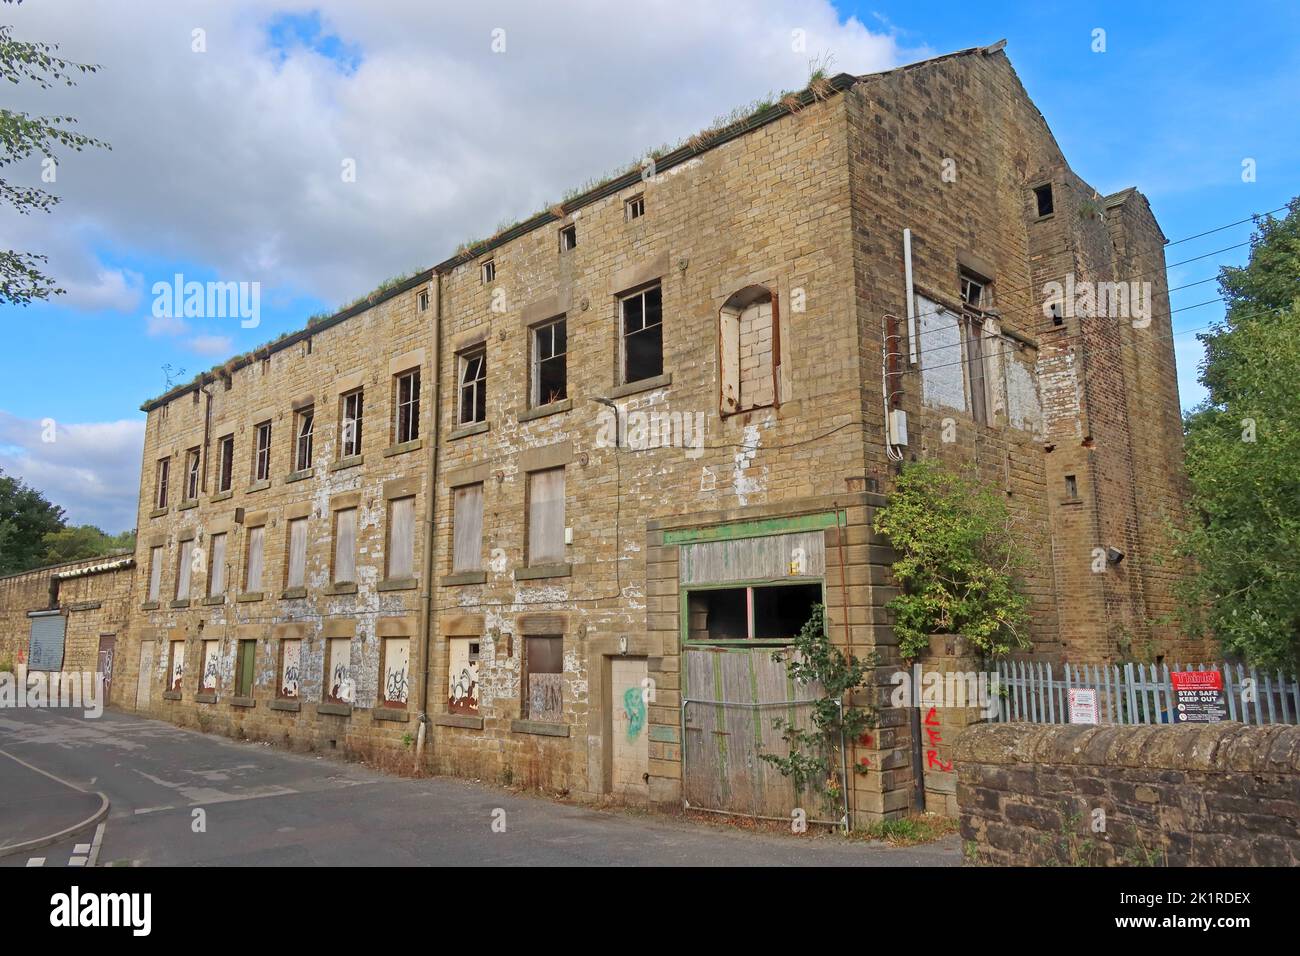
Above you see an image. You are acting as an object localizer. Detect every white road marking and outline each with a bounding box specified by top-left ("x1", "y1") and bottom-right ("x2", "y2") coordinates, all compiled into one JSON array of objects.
[{"x1": 26, "y1": 857, "x2": 45, "y2": 867}]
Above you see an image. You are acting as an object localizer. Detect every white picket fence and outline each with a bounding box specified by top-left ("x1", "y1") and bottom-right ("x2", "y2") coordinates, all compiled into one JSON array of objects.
[{"x1": 992, "y1": 661, "x2": 1300, "y2": 725}]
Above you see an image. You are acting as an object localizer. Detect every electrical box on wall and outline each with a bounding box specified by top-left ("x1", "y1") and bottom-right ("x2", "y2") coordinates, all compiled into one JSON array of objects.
[{"x1": 888, "y1": 409, "x2": 909, "y2": 446}]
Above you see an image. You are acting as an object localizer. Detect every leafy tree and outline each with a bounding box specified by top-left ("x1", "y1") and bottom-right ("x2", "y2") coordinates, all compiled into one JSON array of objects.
[
  {"x1": 1178, "y1": 199, "x2": 1300, "y2": 670},
  {"x1": 872, "y1": 459, "x2": 1031, "y2": 661},
  {"x1": 41, "y1": 524, "x2": 134, "y2": 563},
  {"x1": 0, "y1": 467, "x2": 65, "y2": 574},
  {"x1": 1, "y1": 0, "x2": 109, "y2": 305}
]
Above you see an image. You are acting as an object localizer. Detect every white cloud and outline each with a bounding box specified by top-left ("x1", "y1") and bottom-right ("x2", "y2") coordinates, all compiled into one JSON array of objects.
[
  {"x1": 59, "y1": 264, "x2": 144, "y2": 312},
  {"x1": 0, "y1": 411, "x2": 145, "y2": 532},
  {"x1": 186, "y1": 334, "x2": 234, "y2": 356},
  {"x1": 4, "y1": 1, "x2": 921, "y2": 311},
  {"x1": 146, "y1": 314, "x2": 189, "y2": 337}
]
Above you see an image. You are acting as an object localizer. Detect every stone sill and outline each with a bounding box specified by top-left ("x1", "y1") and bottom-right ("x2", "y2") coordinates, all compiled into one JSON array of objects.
[
  {"x1": 179, "y1": 500, "x2": 199, "y2": 511},
  {"x1": 195, "y1": 692, "x2": 217, "y2": 704},
  {"x1": 1059, "y1": 499, "x2": 1084, "y2": 507},
  {"x1": 66, "y1": 600, "x2": 102, "y2": 612},
  {"x1": 281, "y1": 587, "x2": 307, "y2": 600},
  {"x1": 246, "y1": 480, "x2": 271, "y2": 494},
  {"x1": 609, "y1": 371, "x2": 671, "y2": 400},
  {"x1": 383, "y1": 438, "x2": 423, "y2": 458},
  {"x1": 202, "y1": 595, "x2": 225, "y2": 606},
  {"x1": 162, "y1": 690, "x2": 182, "y2": 701},
  {"x1": 285, "y1": 467, "x2": 314, "y2": 483},
  {"x1": 449, "y1": 421, "x2": 489, "y2": 441},
  {"x1": 230, "y1": 696, "x2": 256, "y2": 709},
  {"x1": 140, "y1": 601, "x2": 160, "y2": 611},
  {"x1": 517, "y1": 398, "x2": 572, "y2": 423},
  {"x1": 269, "y1": 698, "x2": 301, "y2": 713},
  {"x1": 373, "y1": 706, "x2": 409, "y2": 723},
  {"x1": 435, "y1": 713, "x2": 483, "y2": 730},
  {"x1": 377, "y1": 578, "x2": 417, "y2": 592},
  {"x1": 318, "y1": 702, "x2": 352, "y2": 717},
  {"x1": 330, "y1": 454, "x2": 364, "y2": 472},
  {"x1": 212, "y1": 490, "x2": 233, "y2": 503},
  {"x1": 237, "y1": 592, "x2": 263, "y2": 603},
  {"x1": 514, "y1": 563, "x2": 571, "y2": 582},
  {"x1": 149, "y1": 507, "x2": 169, "y2": 519},
  {"x1": 325, "y1": 582, "x2": 357, "y2": 595},
  {"x1": 510, "y1": 719, "x2": 569, "y2": 738},
  {"x1": 441, "y1": 571, "x2": 487, "y2": 587},
  {"x1": 170, "y1": 599, "x2": 191, "y2": 609}
]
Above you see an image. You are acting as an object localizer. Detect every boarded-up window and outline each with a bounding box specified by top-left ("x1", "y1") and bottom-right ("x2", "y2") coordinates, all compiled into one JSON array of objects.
[
  {"x1": 245, "y1": 526, "x2": 264, "y2": 593},
  {"x1": 527, "y1": 468, "x2": 565, "y2": 566},
  {"x1": 452, "y1": 483, "x2": 483, "y2": 573},
  {"x1": 381, "y1": 637, "x2": 410, "y2": 707},
  {"x1": 200, "y1": 639, "x2": 220, "y2": 690},
  {"x1": 208, "y1": 532, "x2": 226, "y2": 597},
  {"x1": 333, "y1": 508, "x2": 357, "y2": 584},
  {"x1": 964, "y1": 316, "x2": 988, "y2": 426},
  {"x1": 524, "y1": 635, "x2": 563, "y2": 722},
  {"x1": 279, "y1": 639, "x2": 301, "y2": 698},
  {"x1": 148, "y1": 545, "x2": 163, "y2": 601},
  {"x1": 448, "y1": 637, "x2": 480, "y2": 715},
  {"x1": 387, "y1": 497, "x2": 415, "y2": 580},
  {"x1": 324, "y1": 637, "x2": 353, "y2": 705},
  {"x1": 168, "y1": 640, "x2": 185, "y2": 692},
  {"x1": 176, "y1": 541, "x2": 193, "y2": 600},
  {"x1": 286, "y1": 518, "x2": 307, "y2": 588},
  {"x1": 235, "y1": 639, "x2": 256, "y2": 697},
  {"x1": 719, "y1": 286, "x2": 777, "y2": 414}
]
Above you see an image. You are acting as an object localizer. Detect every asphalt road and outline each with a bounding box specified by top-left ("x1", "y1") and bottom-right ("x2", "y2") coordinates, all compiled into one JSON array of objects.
[{"x1": 0, "y1": 707, "x2": 960, "y2": 867}]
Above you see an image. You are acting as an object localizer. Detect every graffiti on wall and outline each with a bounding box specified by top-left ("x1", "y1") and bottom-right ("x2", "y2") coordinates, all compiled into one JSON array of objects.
[{"x1": 622, "y1": 686, "x2": 646, "y2": 741}]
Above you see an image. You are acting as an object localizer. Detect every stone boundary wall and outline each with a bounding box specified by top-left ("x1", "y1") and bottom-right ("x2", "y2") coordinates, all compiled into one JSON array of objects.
[{"x1": 956, "y1": 723, "x2": 1300, "y2": 866}]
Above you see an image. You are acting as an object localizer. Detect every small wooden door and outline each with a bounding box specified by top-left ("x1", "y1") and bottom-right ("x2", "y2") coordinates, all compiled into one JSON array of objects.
[
  {"x1": 608, "y1": 657, "x2": 649, "y2": 798},
  {"x1": 97, "y1": 634, "x2": 117, "y2": 705}
]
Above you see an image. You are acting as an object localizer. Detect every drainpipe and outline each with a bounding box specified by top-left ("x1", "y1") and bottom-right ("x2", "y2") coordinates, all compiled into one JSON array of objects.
[{"x1": 414, "y1": 273, "x2": 442, "y2": 772}]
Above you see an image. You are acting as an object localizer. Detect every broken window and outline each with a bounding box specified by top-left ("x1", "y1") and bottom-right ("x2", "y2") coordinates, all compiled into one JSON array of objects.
[
  {"x1": 387, "y1": 496, "x2": 415, "y2": 580},
  {"x1": 285, "y1": 517, "x2": 307, "y2": 589},
  {"x1": 176, "y1": 539, "x2": 193, "y2": 600},
  {"x1": 625, "y1": 194, "x2": 645, "y2": 221},
  {"x1": 524, "y1": 635, "x2": 563, "y2": 722},
  {"x1": 381, "y1": 637, "x2": 410, "y2": 707},
  {"x1": 532, "y1": 317, "x2": 567, "y2": 406},
  {"x1": 447, "y1": 637, "x2": 480, "y2": 715},
  {"x1": 155, "y1": 457, "x2": 169, "y2": 508},
  {"x1": 278, "y1": 638, "x2": 301, "y2": 698},
  {"x1": 340, "y1": 388, "x2": 364, "y2": 458},
  {"x1": 1065, "y1": 474, "x2": 1079, "y2": 499},
  {"x1": 200, "y1": 639, "x2": 219, "y2": 691},
  {"x1": 620, "y1": 283, "x2": 663, "y2": 384},
  {"x1": 960, "y1": 269, "x2": 990, "y2": 310},
  {"x1": 452, "y1": 483, "x2": 483, "y2": 573},
  {"x1": 253, "y1": 421, "x2": 272, "y2": 482},
  {"x1": 333, "y1": 507, "x2": 357, "y2": 584},
  {"x1": 686, "y1": 583, "x2": 822, "y2": 643},
  {"x1": 719, "y1": 285, "x2": 778, "y2": 414},
  {"x1": 458, "y1": 345, "x2": 487, "y2": 426},
  {"x1": 1034, "y1": 183, "x2": 1054, "y2": 217},
  {"x1": 235, "y1": 639, "x2": 256, "y2": 697},
  {"x1": 481, "y1": 258, "x2": 495, "y2": 284},
  {"x1": 245, "y1": 525, "x2": 264, "y2": 593},
  {"x1": 324, "y1": 637, "x2": 352, "y2": 705},
  {"x1": 208, "y1": 532, "x2": 226, "y2": 597},
  {"x1": 168, "y1": 640, "x2": 184, "y2": 692},
  {"x1": 558, "y1": 223, "x2": 576, "y2": 252},
  {"x1": 294, "y1": 406, "x2": 314, "y2": 471},
  {"x1": 217, "y1": 435, "x2": 234, "y2": 492},
  {"x1": 184, "y1": 447, "x2": 200, "y2": 501},
  {"x1": 417, "y1": 287, "x2": 430, "y2": 313},
  {"x1": 527, "y1": 468, "x2": 565, "y2": 566},
  {"x1": 147, "y1": 546, "x2": 163, "y2": 601},
  {"x1": 394, "y1": 368, "x2": 420, "y2": 444}
]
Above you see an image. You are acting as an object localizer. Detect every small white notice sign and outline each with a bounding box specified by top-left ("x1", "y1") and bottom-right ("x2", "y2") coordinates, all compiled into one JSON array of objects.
[{"x1": 1068, "y1": 688, "x2": 1098, "y2": 725}]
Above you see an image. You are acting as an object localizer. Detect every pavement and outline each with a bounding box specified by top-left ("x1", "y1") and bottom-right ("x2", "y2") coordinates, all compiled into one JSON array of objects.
[{"x1": 0, "y1": 706, "x2": 961, "y2": 867}]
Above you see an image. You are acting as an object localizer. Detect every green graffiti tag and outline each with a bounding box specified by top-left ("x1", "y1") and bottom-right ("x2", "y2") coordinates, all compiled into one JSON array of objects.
[{"x1": 622, "y1": 685, "x2": 646, "y2": 741}]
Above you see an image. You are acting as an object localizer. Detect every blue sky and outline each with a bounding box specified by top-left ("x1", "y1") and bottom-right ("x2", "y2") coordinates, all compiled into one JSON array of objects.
[{"x1": 1, "y1": 1, "x2": 1296, "y2": 530}]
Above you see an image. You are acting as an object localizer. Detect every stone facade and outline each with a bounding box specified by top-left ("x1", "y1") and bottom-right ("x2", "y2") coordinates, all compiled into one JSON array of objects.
[
  {"x1": 956, "y1": 723, "x2": 1300, "y2": 866},
  {"x1": 1, "y1": 44, "x2": 1197, "y2": 824}
]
